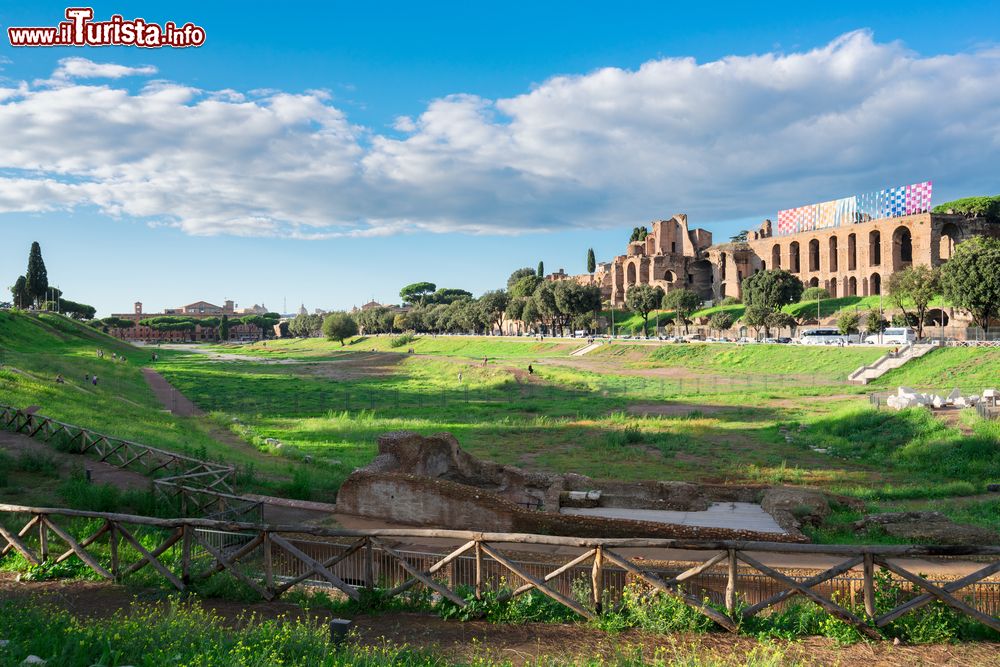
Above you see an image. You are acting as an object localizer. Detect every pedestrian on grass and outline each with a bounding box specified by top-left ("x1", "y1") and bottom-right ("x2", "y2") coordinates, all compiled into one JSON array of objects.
[
  {"x1": 92, "y1": 375, "x2": 98, "y2": 386},
  {"x1": 528, "y1": 364, "x2": 534, "y2": 375},
  {"x1": 482, "y1": 356, "x2": 488, "y2": 367}
]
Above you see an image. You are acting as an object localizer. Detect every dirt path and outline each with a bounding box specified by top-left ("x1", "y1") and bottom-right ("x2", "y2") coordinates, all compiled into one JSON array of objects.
[
  {"x1": 142, "y1": 368, "x2": 202, "y2": 416},
  {"x1": 1, "y1": 574, "x2": 997, "y2": 666}
]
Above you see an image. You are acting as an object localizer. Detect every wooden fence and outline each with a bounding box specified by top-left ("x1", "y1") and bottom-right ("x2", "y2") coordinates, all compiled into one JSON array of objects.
[
  {"x1": 1, "y1": 504, "x2": 998, "y2": 637},
  {"x1": 0, "y1": 404, "x2": 235, "y2": 496}
]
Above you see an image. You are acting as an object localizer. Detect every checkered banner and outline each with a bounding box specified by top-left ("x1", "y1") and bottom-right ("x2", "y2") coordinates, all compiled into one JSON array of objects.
[{"x1": 776, "y1": 181, "x2": 931, "y2": 236}]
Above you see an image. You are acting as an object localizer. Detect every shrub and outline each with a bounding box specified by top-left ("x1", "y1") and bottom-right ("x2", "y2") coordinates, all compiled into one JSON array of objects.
[
  {"x1": 390, "y1": 332, "x2": 417, "y2": 348},
  {"x1": 801, "y1": 287, "x2": 830, "y2": 301}
]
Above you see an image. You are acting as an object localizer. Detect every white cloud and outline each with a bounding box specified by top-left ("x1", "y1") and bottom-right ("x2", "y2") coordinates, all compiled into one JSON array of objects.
[
  {"x1": 51, "y1": 57, "x2": 158, "y2": 80},
  {"x1": 1, "y1": 36, "x2": 999, "y2": 239}
]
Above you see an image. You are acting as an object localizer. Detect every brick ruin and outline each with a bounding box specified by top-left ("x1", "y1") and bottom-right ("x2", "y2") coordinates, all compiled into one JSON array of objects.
[{"x1": 335, "y1": 431, "x2": 842, "y2": 542}]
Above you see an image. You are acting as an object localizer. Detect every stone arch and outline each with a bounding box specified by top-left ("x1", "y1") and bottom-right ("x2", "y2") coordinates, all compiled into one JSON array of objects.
[
  {"x1": 626, "y1": 262, "x2": 637, "y2": 285},
  {"x1": 828, "y1": 236, "x2": 839, "y2": 272},
  {"x1": 869, "y1": 230, "x2": 881, "y2": 266},
  {"x1": 926, "y1": 308, "x2": 949, "y2": 327},
  {"x1": 830, "y1": 277, "x2": 838, "y2": 298},
  {"x1": 892, "y1": 226, "x2": 912, "y2": 270},
  {"x1": 664, "y1": 269, "x2": 677, "y2": 283},
  {"x1": 808, "y1": 277, "x2": 819, "y2": 288},
  {"x1": 939, "y1": 223, "x2": 960, "y2": 261},
  {"x1": 808, "y1": 238, "x2": 820, "y2": 272},
  {"x1": 771, "y1": 244, "x2": 781, "y2": 269},
  {"x1": 847, "y1": 233, "x2": 857, "y2": 271},
  {"x1": 847, "y1": 276, "x2": 857, "y2": 296},
  {"x1": 870, "y1": 272, "x2": 882, "y2": 296},
  {"x1": 789, "y1": 241, "x2": 801, "y2": 273},
  {"x1": 862, "y1": 276, "x2": 869, "y2": 296},
  {"x1": 689, "y1": 259, "x2": 714, "y2": 300}
]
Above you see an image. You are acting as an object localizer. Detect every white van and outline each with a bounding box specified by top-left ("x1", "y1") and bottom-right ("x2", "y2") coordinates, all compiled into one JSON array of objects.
[
  {"x1": 798, "y1": 328, "x2": 857, "y2": 345},
  {"x1": 863, "y1": 327, "x2": 916, "y2": 345}
]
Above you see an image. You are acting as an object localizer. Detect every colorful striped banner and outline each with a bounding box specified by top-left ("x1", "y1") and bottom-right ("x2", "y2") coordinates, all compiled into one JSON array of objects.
[{"x1": 776, "y1": 181, "x2": 931, "y2": 236}]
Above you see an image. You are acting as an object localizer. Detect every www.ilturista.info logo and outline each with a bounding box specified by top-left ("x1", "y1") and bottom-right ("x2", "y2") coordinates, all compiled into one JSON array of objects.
[{"x1": 7, "y1": 7, "x2": 206, "y2": 48}]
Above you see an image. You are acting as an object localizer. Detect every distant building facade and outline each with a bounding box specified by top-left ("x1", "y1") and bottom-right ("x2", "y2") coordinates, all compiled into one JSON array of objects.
[{"x1": 106, "y1": 299, "x2": 260, "y2": 342}]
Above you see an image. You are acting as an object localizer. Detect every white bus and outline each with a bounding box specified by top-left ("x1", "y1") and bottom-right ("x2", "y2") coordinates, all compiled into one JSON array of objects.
[
  {"x1": 863, "y1": 327, "x2": 916, "y2": 345},
  {"x1": 798, "y1": 328, "x2": 857, "y2": 345}
]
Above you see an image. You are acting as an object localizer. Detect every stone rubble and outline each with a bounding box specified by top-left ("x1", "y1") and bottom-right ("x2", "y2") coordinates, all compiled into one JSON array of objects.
[{"x1": 884, "y1": 386, "x2": 994, "y2": 411}]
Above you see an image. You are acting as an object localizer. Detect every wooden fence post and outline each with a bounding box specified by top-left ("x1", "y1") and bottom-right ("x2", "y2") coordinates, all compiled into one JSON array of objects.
[
  {"x1": 725, "y1": 548, "x2": 737, "y2": 614},
  {"x1": 863, "y1": 553, "x2": 876, "y2": 618},
  {"x1": 591, "y1": 546, "x2": 603, "y2": 613},
  {"x1": 109, "y1": 521, "x2": 119, "y2": 580},
  {"x1": 475, "y1": 540, "x2": 483, "y2": 600},
  {"x1": 38, "y1": 514, "x2": 47, "y2": 562},
  {"x1": 181, "y1": 524, "x2": 192, "y2": 584},
  {"x1": 263, "y1": 531, "x2": 274, "y2": 593}
]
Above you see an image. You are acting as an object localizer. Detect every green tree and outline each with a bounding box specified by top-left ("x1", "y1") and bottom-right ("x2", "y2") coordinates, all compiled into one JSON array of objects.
[
  {"x1": 322, "y1": 312, "x2": 359, "y2": 345},
  {"x1": 400, "y1": 281, "x2": 437, "y2": 306},
  {"x1": 219, "y1": 314, "x2": 230, "y2": 341},
  {"x1": 58, "y1": 299, "x2": 96, "y2": 320},
  {"x1": 801, "y1": 287, "x2": 830, "y2": 301},
  {"x1": 537, "y1": 261, "x2": 544, "y2": 278},
  {"x1": 941, "y1": 236, "x2": 1000, "y2": 335},
  {"x1": 507, "y1": 268, "x2": 536, "y2": 289},
  {"x1": 10, "y1": 276, "x2": 29, "y2": 309},
  {"x1": 532, "y1": 282, "x2": 559, "y2": 334},
  {"x1": 625, "y1": 285, "x2": 665, "y2": 337},
  {"x1": 837, "y1": 311, "x2": 861, "y2": 335},
  {"x1": 662, "y1": 288, "x2": 701, "y2": 335},
  {"x1": 521, "y1": 298, "x2": 541, "y2": 332},
  {"x1": 587, "y1": 248, "x2": 596, "y2": 274},
  {"x1": 479, "y1": 289, "x2": 510, "y2": 334},
  {"x1": 887, "y1": 265, "x2": 941, "y2": 339},
  {"x1": 25, "y1": 241, "x2": 48, "y2": 307},
  {"x1": 427, "y1": 288, "x2": 472, "y2": 305},
  {"x1": 729, "y1": 230, "x2": 749, "y2": 243},
  {"x1": 709, "y1": 312, "x2": 734, "y2": 337},
  {"x1": 765, "y1": 311, "x2": 796, "y2": 336},
  {"x1": 629, "y1": 226, "x2": 649, "y2": 242},
  {"x1": 865, "y1": 309, "x2": 887, "y2": 335},
  {"x1": 555, "y1": 282, "x2": 601, "y2": 335},
  {"x1": 741, "y1": 270, "x2": 804, "y2": 313},
  {"x1": 742, "y1": 303, "x2": 770, "y2": 338}
]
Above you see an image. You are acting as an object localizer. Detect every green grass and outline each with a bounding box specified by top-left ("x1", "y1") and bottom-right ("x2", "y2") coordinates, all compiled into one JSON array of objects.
[
  {"x1": 0, "y1": 311, "x2": 316, "y2": 498},
  {"x1": 871, "y1": 347, "x2": 1000, "y2": 390},
  {"x1": 592, "y1": 342, "x2": 882, "y2": 380}
]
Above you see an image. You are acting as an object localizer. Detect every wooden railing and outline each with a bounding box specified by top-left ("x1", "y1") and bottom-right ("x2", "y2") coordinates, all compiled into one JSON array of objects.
[
  {"x1": 1, "y1": 504, "x2": 998, "y2": 637},
  {"x1": 0, "y1": 404, "x2": 235, "y2": 495}
]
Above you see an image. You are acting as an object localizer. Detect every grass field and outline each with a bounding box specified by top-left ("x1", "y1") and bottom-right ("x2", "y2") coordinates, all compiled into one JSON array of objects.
[
  {"x1": 0, "y1": 311, "x2": 319, "y2": 497},
  {"x1": 2, "y1": 312, "x2": 998, "y2": 539}
]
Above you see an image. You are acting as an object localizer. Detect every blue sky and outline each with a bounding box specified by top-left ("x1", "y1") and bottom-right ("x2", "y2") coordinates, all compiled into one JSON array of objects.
[{"x1": 1, "y1": 1, "x2": 999, "y2": 315}]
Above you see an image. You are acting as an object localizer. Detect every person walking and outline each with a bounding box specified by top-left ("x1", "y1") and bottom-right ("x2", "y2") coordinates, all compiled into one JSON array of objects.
[
  {"x1": 528, "y1": 364, "x2": 534, "y2": 375},
  {"x1": 92, "y1": 375, "x2": 98, "y2": 386}
]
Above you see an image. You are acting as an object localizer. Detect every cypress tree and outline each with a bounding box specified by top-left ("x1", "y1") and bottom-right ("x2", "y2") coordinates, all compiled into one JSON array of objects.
[
  {"x1": 537, "y1": 261, "x2": 544, "y2": 277},
  {"x1": 587, "y1": 248, "x2": 596, "y2": 274},
  {"x1": 25, "y1": 241, "x2": 48, "y2": 307}
]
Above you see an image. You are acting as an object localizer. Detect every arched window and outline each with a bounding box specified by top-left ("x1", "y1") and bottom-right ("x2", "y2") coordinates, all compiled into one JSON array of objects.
[
  {"x1": 939, "y1": 223, "x2": 959, "y2": 261},
  {"x1": 869, "y1": 231, "x2": 881, "y2": 266},
  {"x1": 848, "y1": 233, "x2": 857, "y2": 271},
  {"x1": 808, "y1": 277, "x2": 819, "y2": 288},
  {"x1": 771, "y1": 244, "x2": 781, "y2": 269},
  {"x1": 892, "y1": 226, "x2": 912, "y2": 269},
  {"x1": 848, "y1": 276, "x2": 857, "y2": 296},
  {"x1": 828, "y1": 237, "x2": 839, "y2": 272},
  {"x1": 808, "y1": 239, "x2": 820, "y2": 272},
  {"x1": 871, "y1": 273, "x2": 881, "y2": 296},
  {"x1": 789, "y1": 241, "x2": 801, "y2": 273},
  {"x1": 830, "y1": 277, "x2": 838, "y2": 297},
  {"x1": 664, "y1": 270, "x2": 676, "y2": 283},
  {"x1": 626, "y1": 263, "x2": 637, "y2": 285}
]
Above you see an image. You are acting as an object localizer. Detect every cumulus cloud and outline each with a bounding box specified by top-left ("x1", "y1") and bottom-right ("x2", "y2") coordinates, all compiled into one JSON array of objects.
[{"x1": 1, "y1": 33, "x2": 999, "y2": 238}]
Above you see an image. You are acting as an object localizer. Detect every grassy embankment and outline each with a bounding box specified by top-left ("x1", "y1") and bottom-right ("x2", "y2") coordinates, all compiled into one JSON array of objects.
[{"x1": 0, "y1": 311, "x2": 323, "y2": 502}]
